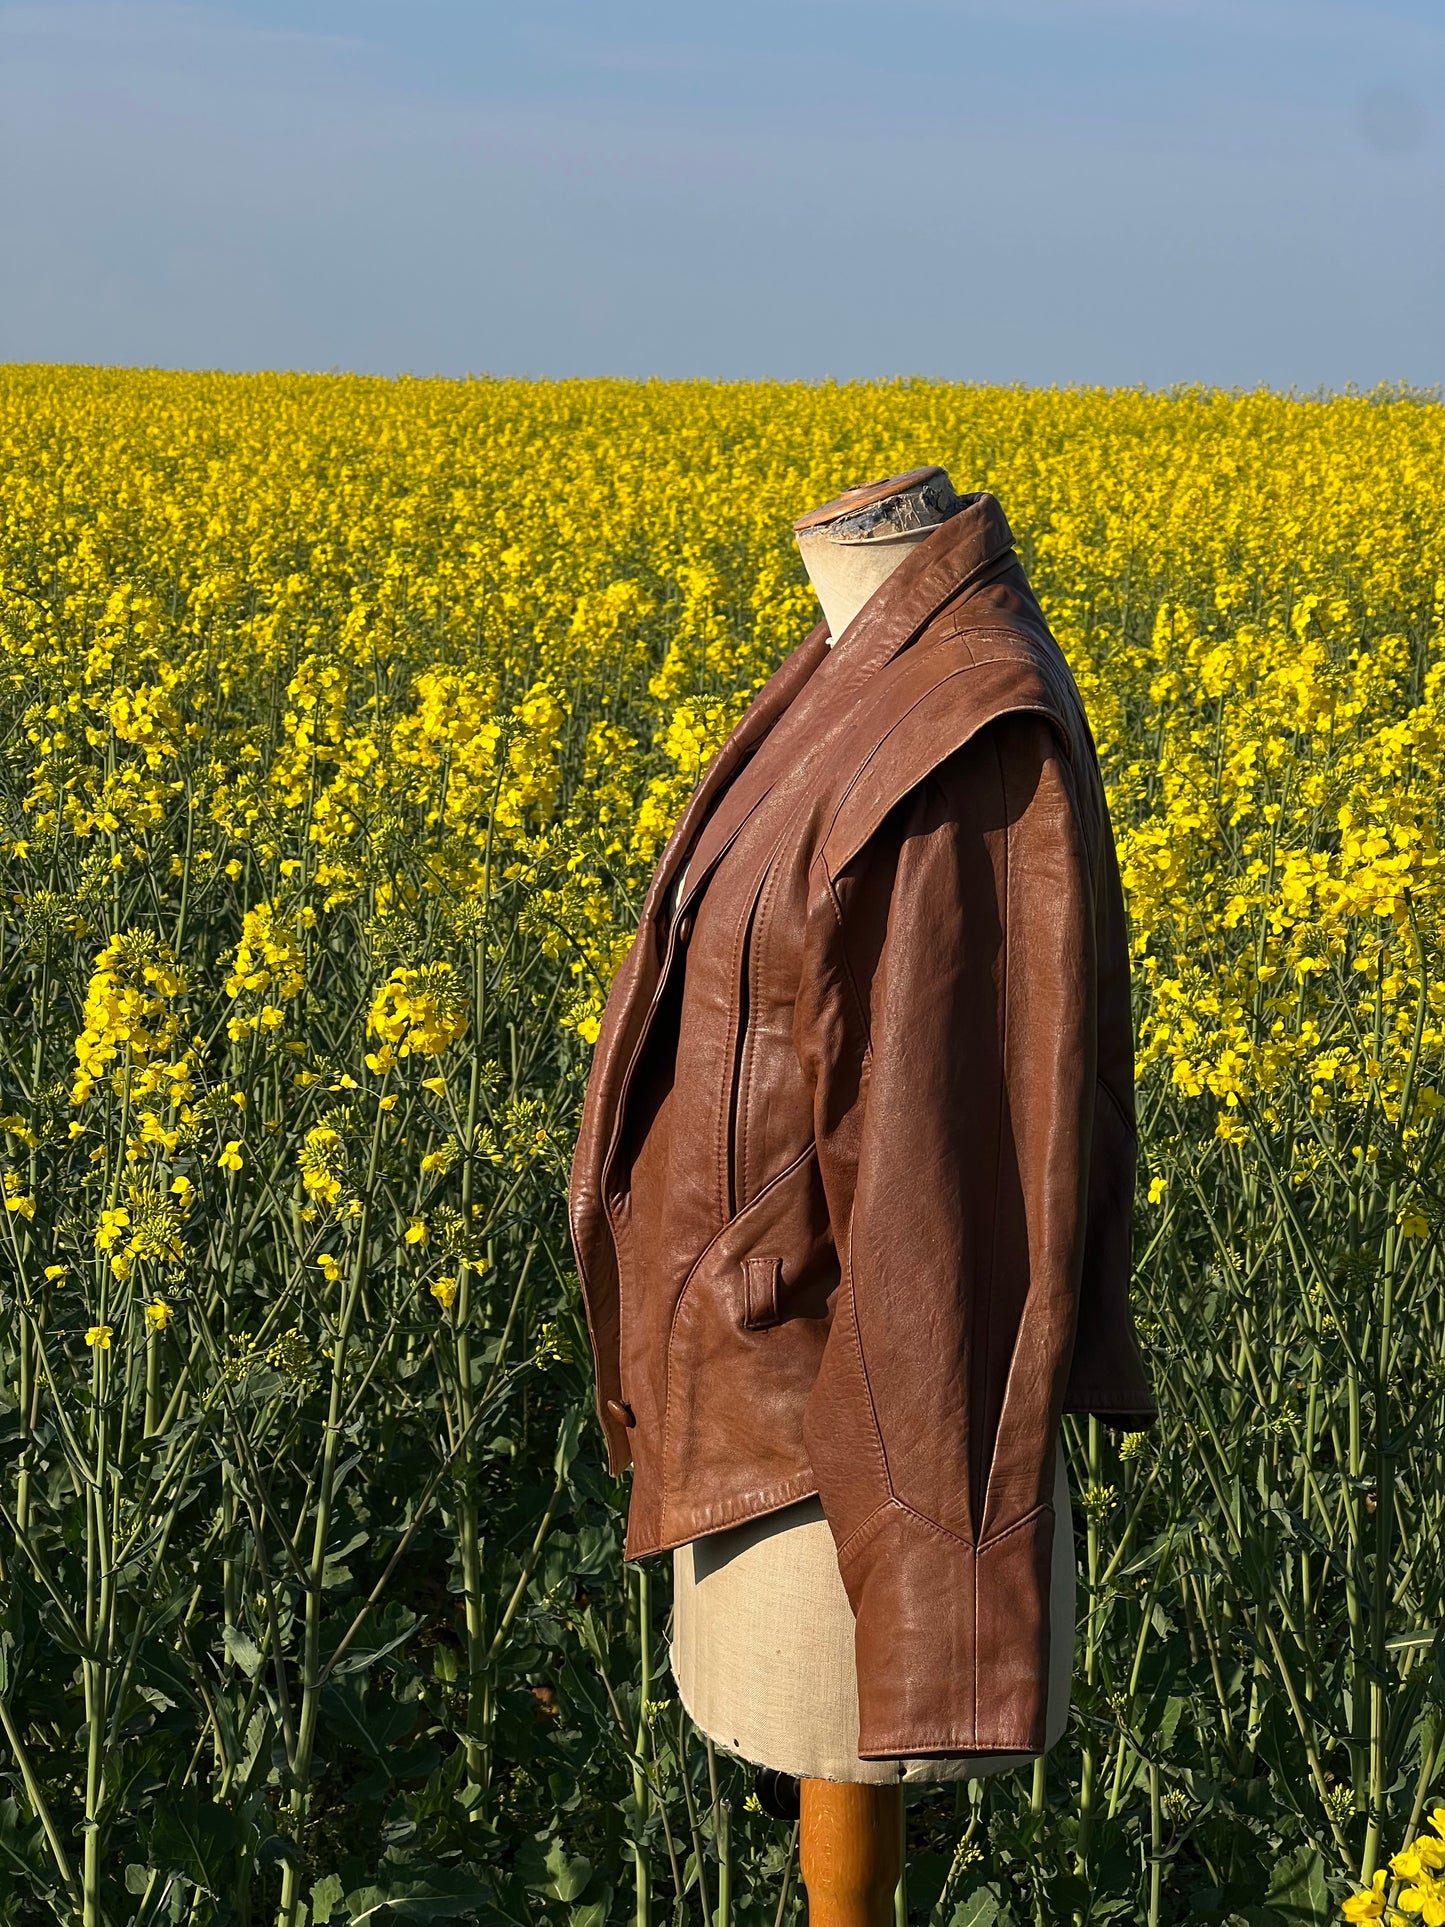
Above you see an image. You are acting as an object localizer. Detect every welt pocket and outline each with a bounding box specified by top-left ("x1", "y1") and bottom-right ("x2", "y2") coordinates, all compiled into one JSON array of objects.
[
  {"x1": 671, "y1": 1139, "x2": 821, "y2": 1329},
  {"x1": 740, "y1": 1255, "x2": 783, "y2": 1329}
]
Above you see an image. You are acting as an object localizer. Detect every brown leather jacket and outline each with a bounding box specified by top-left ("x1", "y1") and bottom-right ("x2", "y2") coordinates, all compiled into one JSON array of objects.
[{"x1": 569, "y1": 493, "x2": 1157, "y2": 1760}]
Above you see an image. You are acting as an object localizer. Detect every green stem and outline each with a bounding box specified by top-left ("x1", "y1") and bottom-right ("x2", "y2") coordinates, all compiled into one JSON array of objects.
[
  {"x1": 714, "y1": 1791, "x2": 731, "y2": 1927},
  {"x1": 634, "y1": 1563, "x2": 653, "y2": 1927},
  {"x1": 277, "y1": 1085, "x2": 386, "y2": 1927},
  {"x1": 0, "y1": 1695, "x2": 77, "y2": 1898},
  {"x1": 1074, "y1": 1417, "x2": 1102, "y2": 1888}
]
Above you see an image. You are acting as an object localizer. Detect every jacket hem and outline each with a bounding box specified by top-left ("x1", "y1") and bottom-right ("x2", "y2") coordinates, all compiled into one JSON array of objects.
[
  {"x1": 856, "y1": 1735, "x2": 1040, "y2": 1761},
  {"x1": 625, "y1": 1473, "x2": 821, "y2": 1561},
  {"x1": 1062, "y1": 1389, "x2": 1159, "y2": 1427}
]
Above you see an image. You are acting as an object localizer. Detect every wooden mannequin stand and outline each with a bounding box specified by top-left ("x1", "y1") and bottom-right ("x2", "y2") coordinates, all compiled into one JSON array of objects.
[{"x1": 799, "y1": 1781, "x2": 902, "y2": 1927}]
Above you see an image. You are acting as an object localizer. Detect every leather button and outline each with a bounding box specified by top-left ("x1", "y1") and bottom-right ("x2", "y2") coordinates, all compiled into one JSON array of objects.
[
  {"x1": 606, "y1": 1399, "x2": 636, "y2": 1428},
  {"x1": 675, "y1": 912, "x2": 694, "y2": 949}
]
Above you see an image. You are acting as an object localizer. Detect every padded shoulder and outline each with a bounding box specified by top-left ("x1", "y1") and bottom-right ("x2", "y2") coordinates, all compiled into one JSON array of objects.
[{"x1": 819, "y1": 628, "x2": 1079, "y2": 882}]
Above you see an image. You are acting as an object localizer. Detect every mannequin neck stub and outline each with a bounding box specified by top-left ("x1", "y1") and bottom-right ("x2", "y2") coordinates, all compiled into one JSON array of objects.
[
  {"x1": 795, "y1": 467, "x2": 963, "y2": 646},
  {"x1": 796, "y1": 527, "x2": 935, "y2": 647}
]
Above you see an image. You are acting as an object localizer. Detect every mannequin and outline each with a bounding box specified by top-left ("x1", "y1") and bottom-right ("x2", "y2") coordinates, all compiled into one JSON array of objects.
[{"x1": 668, "y1": 468, "x2": 1079, "y2": 1794}]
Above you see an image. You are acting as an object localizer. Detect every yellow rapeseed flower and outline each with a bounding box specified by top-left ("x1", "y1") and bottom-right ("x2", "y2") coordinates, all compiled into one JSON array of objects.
[
  {"x1": 368, "y1": 964, "x2": 468, "y2": 1060},
  {"x1": 3, "y1": 1173, "x2": 35, "y2": 1217}
]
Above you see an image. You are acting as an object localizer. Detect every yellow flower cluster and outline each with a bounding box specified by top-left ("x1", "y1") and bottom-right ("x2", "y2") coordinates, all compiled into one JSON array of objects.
[
  {"x1": 94, "y1": 1181, "x2": 188, "y2": 1281},
  {"x1": 3, "y1": 1170, "x2": 35, "y2": 1218},
  {"x1": 367, "y1": 963, "x2": 469, "y2": 1064},
  {"x1": 223, "y1": 899, "x2": 308, "y2": 1039},
  {"x1": 71, "y1": 932, "x2": 193, "y2": 1108},
  {"x1": 1344, "y1": 1808, "x2": 1445, "y2": 1922},
  {"x1": 299, "y1": 1124, "x2": 347, "y2": 1210}
]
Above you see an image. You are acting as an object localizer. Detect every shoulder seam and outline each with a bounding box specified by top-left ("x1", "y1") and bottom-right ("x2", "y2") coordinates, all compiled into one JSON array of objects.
[{"x1": 819, "y1": 677, "x2": 1067, "y2": 884}]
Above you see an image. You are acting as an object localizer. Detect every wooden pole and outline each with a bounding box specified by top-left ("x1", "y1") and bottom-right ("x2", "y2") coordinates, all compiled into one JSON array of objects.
[{"x1": 799, "y1": 1781, "x2": 903, "y2": 1927}]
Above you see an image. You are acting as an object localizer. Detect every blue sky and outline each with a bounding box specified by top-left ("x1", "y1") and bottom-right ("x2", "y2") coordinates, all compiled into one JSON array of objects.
[{"x1": 0, "y1": 0, "x2": 1440, "y2": 387}]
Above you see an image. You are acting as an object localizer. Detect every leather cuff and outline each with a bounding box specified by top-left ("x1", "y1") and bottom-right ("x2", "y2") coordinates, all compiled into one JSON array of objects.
[{"x1": 837, "y1": 1497, "x2": 1056, "y2": 1760}]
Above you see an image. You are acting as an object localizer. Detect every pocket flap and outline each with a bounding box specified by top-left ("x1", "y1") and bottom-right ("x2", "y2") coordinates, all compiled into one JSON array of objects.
[{"x1": 740, "y1": 1255, "x2": 783, "y2": 1328}]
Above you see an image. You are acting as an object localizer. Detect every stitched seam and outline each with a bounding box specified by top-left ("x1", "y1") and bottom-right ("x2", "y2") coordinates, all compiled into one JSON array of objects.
[
  {"x1": 973, "y1": 1514, "x2": 978, "y2": 1730},
  {"x1": 972, "y1": 728, "x2": 1009, "y2": 1547},
  {"x1": 718, "y1": 900, "x2": 745, "y2": 1224},
  {"x1": 637, "y1": 1471, "x2": 822, "y2": 1558},
  {"x1": 898, "y1": 1497, "x2": 975, "y2": 1549},
  {"x1": 741, "y1": 1255, "x2": 781, "y2": 1328},
  {"x1": 868, "y1": 1494, "x2": 1052, "y2": 1555},
  {"x1": 977, "y1": 1499, "x2": 1053, "y2": 1551},
  {"x1": 842, "y1": 1242, "x2": 894, "y2": 1505},
  {"x1": 737, "y1": 839, "x2": 789, "y2": 1209},
  {"x1": 822, "y1": 695, "x2": 1067, "y2": 883},
  {"x1": 860, "y1": 1733, "x2": 1037, "y2": 1755},
  {"x1": 741, "y1": 1258, "x2": 757, "y2": 1325},
  {"x1": 822, "y1": 865, "x2": 874, "y2": 1056},
  {"x1": 648, "y1": 735, "x2": 740, "y2": 915},
  {"x1": 839, "y1": 1493, "x2": 1054, "y2": 1752},
  {"x1": 815, "y1": 655, "x2": 1027, "y2": 857},
  {"x1": 718, "y1": 865, "x2": 767, "y2": 1222},
  {"x1": 815, "y1": 636, "x2": 1059, "y2": 856},
  {"x1": 833, "y1": 1496, "x2": 899, "y2": 1565},
  {"x1": 1097, "y1": 1074, "x2": 1137, "y2": 1141}
]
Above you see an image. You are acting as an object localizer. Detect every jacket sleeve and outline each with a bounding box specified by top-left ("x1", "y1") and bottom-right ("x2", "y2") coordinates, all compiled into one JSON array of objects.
[{"x1": 798, "y1": 709, "x2": 1099, "y2": 1760}]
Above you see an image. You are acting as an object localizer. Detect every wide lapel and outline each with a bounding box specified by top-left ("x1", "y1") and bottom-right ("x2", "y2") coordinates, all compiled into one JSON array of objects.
[
  {"x1": 641, "y1": 617, "x2": 832, "y2": 924},
  {"x1": 569, "y1": 617, "x2": 831, "y2": 1220},
  {"x1": 671, "y1": 493, "x2": 1019, "y2": 917}
]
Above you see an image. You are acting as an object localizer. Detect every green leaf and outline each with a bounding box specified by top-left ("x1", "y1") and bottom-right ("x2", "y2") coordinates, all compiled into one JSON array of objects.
[
  {"x1": 345, "y1": 1888, "x2": 392, "y2": 1921},
  {"x1": 0, "y1": 1795, "x2": 47, "y2": 1876},
  {"x1": 323, "y1": 1528, "x2": 370, "y2": 1591},
  {"x1": 948, "y1": 1886, "x2": 1001, "y2": 1927},
  {"x1": 1265, "y1": 1844, "x2": 1329, "y2": 1924},
  {"x1": 345, "y1": 1868, "x2": 497, "y2": 1922},
  {"x1": 570, "y1": 1893, "x2": 613, "y2": 1927},
  {"x1": 544, "y1": 1839, "x2": 592, "y2": 1903},
  {"x1": 311, "y1": 1871, "x2": 347, "y2": 1923},
  {"x1": 222, "y1": 1625, "x2": 264, "y2": 1678},
  {"x1": 147, "y1": 1787, "x2": 240, "y2": 1891},
  {"x1": 326, "y1": 1602, "x2": 419, "y2": 1679},
  {"x1": 390, "y1": 1740, "x2": 443, "y2": 1782},
  {"x1": 322, "y1": 1678, "x2": 416, "y2": 1760},
  {"x1": 517, "y1": 1833, "x2": 593, "y2": 1902}
]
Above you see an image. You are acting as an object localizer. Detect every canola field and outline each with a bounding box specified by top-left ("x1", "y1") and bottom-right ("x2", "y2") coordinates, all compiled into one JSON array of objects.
[{"x1": 0, "y1": 367, "x2": 1443, "y2": 1927}]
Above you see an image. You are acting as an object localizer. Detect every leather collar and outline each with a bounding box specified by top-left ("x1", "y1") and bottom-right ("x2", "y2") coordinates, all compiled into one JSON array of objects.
[{"x1": 658, "y1": 494, "x2": 1019, "y2": 923}]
